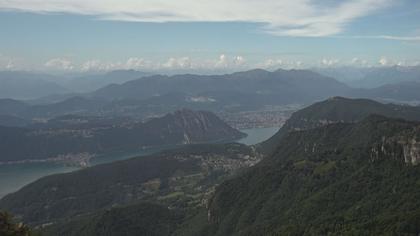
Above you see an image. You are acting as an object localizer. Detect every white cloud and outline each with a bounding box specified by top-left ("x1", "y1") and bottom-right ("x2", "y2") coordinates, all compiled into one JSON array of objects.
[
  {"x1": 376, "y1": 57, "x2": 412, "y2": 67},
  {"x1": 0, "y1": 53, "x2": 15, "y2": 70},
  {"x1": 44, "y1": 58, "x2": 74, "y2": 70},
  {"x1": 349, "y1": 57, "x2": 370, "y2": 67},
  {"x1": 215, "y1": 54, "x2": 228, "y2": 68},
  {"x1": 214, "y1": 54, "x2": 246, "y2": 68},
  {"x1": 233, "y1": 56, "x2": 245, "y2": 66},
  {"x1": 6, "y1": 61, "x2": 15, "y2": 70},
  {"x1": 153, "y1": 54, "x2": 247, "y2": 71},
  {"x1": 294, "y1": 61, "x2": 303, "y2": 68},
  {"x1": 378, "y1": 57, "x2": 390, "y2": 66},
  {"x1": 258, "y1": 59, "x2": 283, "y2": 69},
  {"x1": 373, "y1": 35, "x2": 420, "y2": 41},
  {"x1": 125, "y1": 57, "x2": 150, "y2": 69},
  {"x1": 387, "y1": 59, "x2": 418, "y2": 67},
  {"x1": 43, "y1": 55, "x2": 419, "y2": 73},
  {"x1": 257, "y1": 58, "x2": 307, "y2": 70},
  {"x1": 81, "y1": 58, "x2": 155, "y2": 71},
  {"x1": 335, "y1": 35, "x2": 420, "y2": 42},
  {"x1": 163, "y1": 57, "x2": 192, "y2": 69},
  {"x1": 321, "y1": 58, "x2": 340, "y2": 67},
  {"x1": 81, "y1": 60, "x2": 114, "y2": 71},
  {"x1": 0, "y1": 54, "x2": 15, "y2": 70},
  {"x1": 0, "y1": 0, "x2": 393, "y2": 37}
]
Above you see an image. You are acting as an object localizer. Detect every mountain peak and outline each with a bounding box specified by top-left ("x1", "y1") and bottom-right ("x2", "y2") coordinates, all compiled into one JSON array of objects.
[
  {"x1": 145, "y1": 109, "x2": 246, "y2": 145},
  {"x1": 327, "y1": 96, "x2": 348, "y2": 101}
]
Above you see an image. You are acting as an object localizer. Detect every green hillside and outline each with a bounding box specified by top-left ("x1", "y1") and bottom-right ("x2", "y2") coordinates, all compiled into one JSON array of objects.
[
  {"x1": 207, "y1": 115, "x2": 420, "y2": 235},
  {"x1": 260, "y1": 97, "x2": 420, "y2": 155}
]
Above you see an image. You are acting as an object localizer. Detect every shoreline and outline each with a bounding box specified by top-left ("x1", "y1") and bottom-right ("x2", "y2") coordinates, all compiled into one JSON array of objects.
[{"x1": 0, "y1": 153, "x2": 95, "y2": 167}]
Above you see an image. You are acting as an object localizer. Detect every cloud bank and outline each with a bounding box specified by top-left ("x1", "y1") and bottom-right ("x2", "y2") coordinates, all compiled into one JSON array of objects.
[
  {"x1": 40, "y1": 54, "x2": 419, "y2": 73},
  {"x1": 0, "y1": 0, "x2": 393, "y2": 37},
  {"x1": 3, "y1": 54, "x2": 418, "y2": 71},
  {"x1": 78, "y1": 55, "x2": 249, "y2": 72},
  {"x1": 45, "y1": 58, "x2": 74, "y2": 70}
]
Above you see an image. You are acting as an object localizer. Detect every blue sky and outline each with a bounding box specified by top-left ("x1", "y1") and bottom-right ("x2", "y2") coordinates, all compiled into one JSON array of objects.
[{"x1": 0, "y1": 0, "x2": 419, "y2": 73}]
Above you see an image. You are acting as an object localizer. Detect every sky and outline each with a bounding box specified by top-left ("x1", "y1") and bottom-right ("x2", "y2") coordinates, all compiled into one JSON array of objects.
[{"x1": 0, "y1": 0, "x2": 420, "y2": 73}]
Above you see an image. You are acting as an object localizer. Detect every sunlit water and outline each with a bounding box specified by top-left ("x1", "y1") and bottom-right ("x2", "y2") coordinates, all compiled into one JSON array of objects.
[{"x1": 0, "y1": 127, "x2": 279, "y2": 199}]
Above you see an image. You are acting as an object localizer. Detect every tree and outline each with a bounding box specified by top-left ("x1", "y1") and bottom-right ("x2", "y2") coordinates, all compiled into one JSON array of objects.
[{"x1": 0, "y1": 211, "x2": 36, "y2": 236}]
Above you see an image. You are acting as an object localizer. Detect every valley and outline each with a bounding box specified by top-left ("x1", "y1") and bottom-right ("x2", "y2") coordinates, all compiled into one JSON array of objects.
[
  {"x1": 0, "y1": 126, "x2": 279, "y2": 199},
  {"x1": 2, "y1": 67, "x2": 420, "y2": 236},
  {"x1": 2, "y1": 97, "x2": 420, "y2": 236}
]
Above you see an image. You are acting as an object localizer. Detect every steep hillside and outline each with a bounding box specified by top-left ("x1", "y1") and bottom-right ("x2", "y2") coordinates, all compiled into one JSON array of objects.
[
  {"x1": 144, "y1": 109, "x2": 245, "y2": 144},
  {"x1": 42, "y1": 203, "x2": 182, "y2": 236},
  {"x1": 206, "y1": 116, "x2": 420, "y2": 235}
]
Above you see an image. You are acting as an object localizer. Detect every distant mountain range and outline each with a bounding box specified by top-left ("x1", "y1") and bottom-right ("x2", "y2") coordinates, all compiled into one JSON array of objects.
[
  {"x1": 0, "y1": 109, "x2": 245, "y2": 162},
  {"x1": 363, "y1": 81, "x2": 420, "y2": 103},
  {"x1": 92, "y1": 69, "x2": 349, "y2": 104},
  {"x1": 0, "y1": 114, "x2": 29, "y2": 127},
  {"x1": 317, "y1": 65, "x2": 420, "y2": 88},
  {"x1": 0, "y1": 71, "x2": 68, "y2": 100},
  {"x1": 0, "y1": 70, "x2": 151, "y2": 100},
  {"x1": 62, "y1": 69, "x2": 151, "y2": 92},
  {"x1": 1, "y1": 68, "x2": 420, "y2": 121},
  {"x1": 0, "y1": 68, "x2": 352, "y2": 121},
  {"x1": 0, "y1": 97, "x2": 108, "y2": 120},
  {"x1": 2, "y1": 66, "x2": 420, "y2": 102}
]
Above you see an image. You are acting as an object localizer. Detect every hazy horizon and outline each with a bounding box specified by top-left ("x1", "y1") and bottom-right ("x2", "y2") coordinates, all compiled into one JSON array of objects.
[{"x1": 1, "y1": 0, "x2": 420, "y2": 74}]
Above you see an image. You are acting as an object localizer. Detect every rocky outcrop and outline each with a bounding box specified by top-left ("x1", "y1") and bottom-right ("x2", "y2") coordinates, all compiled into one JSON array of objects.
[
  {"x1": 370, "y1": 129, "x2": 420, "y2": 165},
  {"x1": 402, "y1": 138, "x2": 420, "y2": 165}
]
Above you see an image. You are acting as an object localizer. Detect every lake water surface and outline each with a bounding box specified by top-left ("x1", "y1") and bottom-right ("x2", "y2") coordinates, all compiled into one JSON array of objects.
[
  {"x1": 237, "y1": 127, "x2": 279, "y2": 145},
  {"x1": 0, "y1": 127, "x2": 279, "y2": 199}
]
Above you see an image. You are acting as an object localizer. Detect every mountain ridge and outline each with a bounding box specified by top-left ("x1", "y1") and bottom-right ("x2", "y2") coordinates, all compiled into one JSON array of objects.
[
  {"x1": 259, "y1": 96, "x2": 420, "y2": 155},
  {"x1": 0, "y1": 109, "x2": 245, "y2": 162}
]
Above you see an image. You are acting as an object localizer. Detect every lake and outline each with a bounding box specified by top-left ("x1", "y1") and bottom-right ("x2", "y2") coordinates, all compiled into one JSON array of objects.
[
  {"x1": 237, "y1": 127, "x2": 279, "y2": 145},
  {"x1": 0, "y1": 126, "x2": 279, "y2": 199}
]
